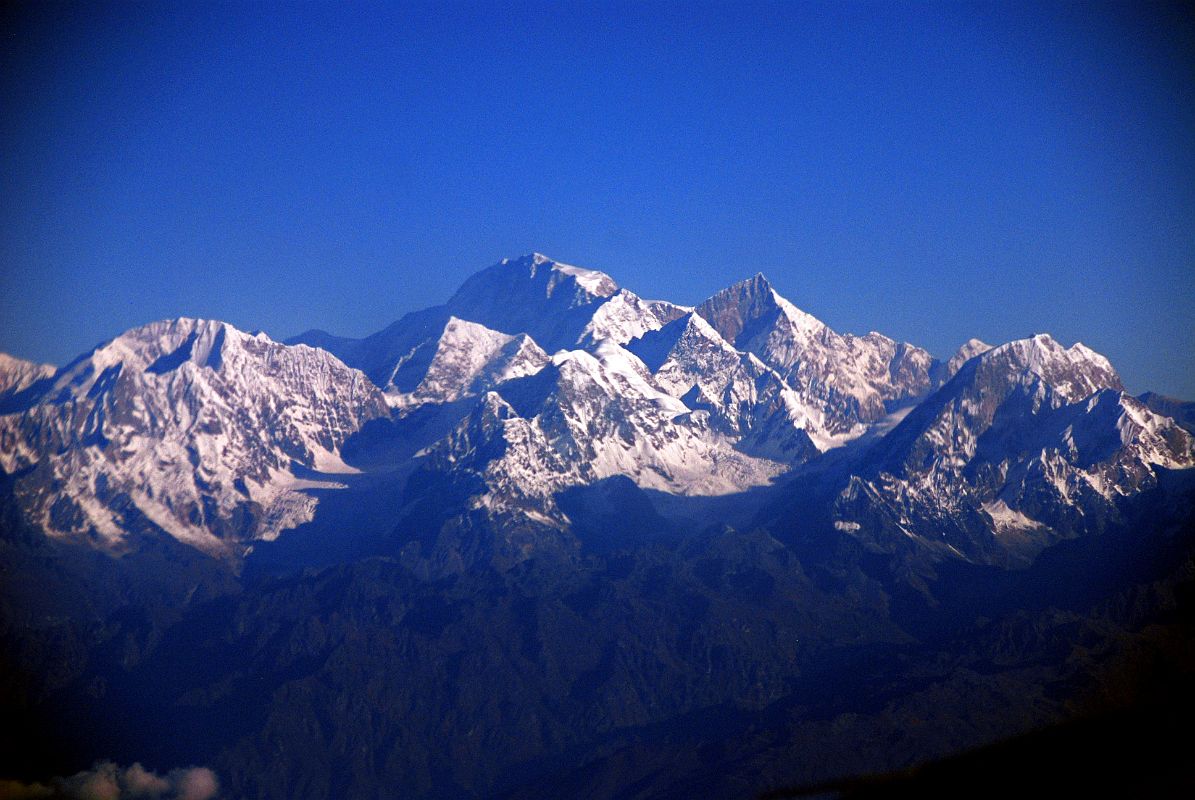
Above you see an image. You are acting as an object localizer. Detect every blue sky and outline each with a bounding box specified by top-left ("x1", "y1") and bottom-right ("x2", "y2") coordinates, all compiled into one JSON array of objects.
[{"x1": 2, "y1": 1, "x2": 1193, "y2": 396}]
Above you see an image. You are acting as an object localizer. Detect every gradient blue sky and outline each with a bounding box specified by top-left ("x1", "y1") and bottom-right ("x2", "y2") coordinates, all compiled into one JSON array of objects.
[{"x1": 2, "y1": 1, "x2": 1193, "y2": 396}]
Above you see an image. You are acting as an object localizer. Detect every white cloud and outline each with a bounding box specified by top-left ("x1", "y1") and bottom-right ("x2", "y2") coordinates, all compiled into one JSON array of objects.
[
  {"x1": 120, "y1": 765, "x2": 169, "y2": 797},
  {"x1": 168, "y1": 769, "x2": 218, "y2": 800},
  {"x1": 0, "y1": 763, "x2": 219, "y2": 800}
]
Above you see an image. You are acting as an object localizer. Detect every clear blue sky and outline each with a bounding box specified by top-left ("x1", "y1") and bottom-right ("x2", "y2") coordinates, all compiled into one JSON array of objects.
[{"x1": 2, "y1": 1, "x2": 1193, "y2": 396}]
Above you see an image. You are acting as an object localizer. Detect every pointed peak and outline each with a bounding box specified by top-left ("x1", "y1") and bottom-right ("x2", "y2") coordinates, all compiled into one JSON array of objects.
[
  {"x1": 1070, "y1": 341, "x2": 1115, "y2": 370},
  {"x1": 624, "y1": 316, "x2": 690, "y2": 371},
  {"x1": 696, "y1": 272, "x2": 824, "y2": 347},
  {"x1": 951, "y1": 337, "x2": 993, "y2": 361},
  {"x1": 940, "y1": 338, "x2": 995, "y2": 382},
  {"x1": 624, "y1": 311, "x2": 733, "y2": 372},
  {"x1": 726, "y1": 271, "x2": 771, "y2": 288},
  {"x1": 434, "y1": 316, "x2": 547, "y2": 360},
  {"x1": 442, "y1": 314, "x2": 495, "y2": 332},
  {"x1": 695, "y1": 275, "x2": 780, "y2": 342},
  {"x1": 435, "y1": 316, "x2": 524, "y2": 348},
  {"x1": 478, "y1": 389, "x2": 518, "y2": 418},
  {"x1": 718, "y1": 272, "x2": 776, "y2": 298},
  {"x1": 509, "y1": 330, "x2": 544, "y2": 349},
  {"x1": 682, "y1": 309, "x2": 716, "y2": 332}
]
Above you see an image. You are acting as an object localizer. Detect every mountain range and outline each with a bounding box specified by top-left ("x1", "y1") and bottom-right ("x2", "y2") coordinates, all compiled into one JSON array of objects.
[{"x1": 2, "y1": 253, "x2": 1193, "y2": 798}]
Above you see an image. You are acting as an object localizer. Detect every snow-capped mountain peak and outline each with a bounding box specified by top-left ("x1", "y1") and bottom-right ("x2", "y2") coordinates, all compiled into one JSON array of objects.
[
  {"x1": 537, "y1": 256, "x2": 620, "y2": 298},
  {"x1": 453, "y1": 252, "x2": 619, "y2": 307},
  {"x1": 941, "y1": 338, "x2": 993, "y2": 381},
  {"x1": 428, "y1": 337, "x2": 789, "y2": 525},
  {"x1": 439, "y1": 254, "x2": 624, "y2": 352},
  {"x1": 4, "y1": 254, "x2": 1192, "y2": 572},
  {"x1": 0, "y1": 352, "x2": 56, "y2": 401},
  {"x1": 577, "y1": 289, "x2": 691, "y2": 348},
  {"x1": 289, "y1": 255, "x2": 688, "y2": 392},
  {"x1": 58, "y1": 318, "x2": 235, "y2": 388},
  {"x1": 696, "y1": 273, "x2": 825, "y2": 347},
  {"x1": 625, "y1": 311, "x2": 734, "y2": 372},
  {"x1": 388, "y1": 316, "x2": 550, "y2": 407},
  {"x1": 974, "y1": 333, "x2": 1123, "y2": 402},
  {"x1": 626, "y1": 312, "x2": 826, "y2": 461},
  {"x1": 697, "y1": 274, "x2": 934, "y2": 430},
  {"x1": 0, "y1": 318, "x2": 387, "y2": 554},
  {"x1": 839, "y1": 332, "x2": 1190, "y2": 565}
]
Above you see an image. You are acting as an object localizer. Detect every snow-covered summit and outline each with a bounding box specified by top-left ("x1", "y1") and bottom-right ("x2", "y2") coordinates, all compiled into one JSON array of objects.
[
  {"x1": 54, "y1": 318, "x2": 239, "y2": 389},
  {"x1": 6, "y1": 254, "x2": 1193, "y2": 569},
  {"x1": 839, "y1": 332, "x2": 1192, "y2": 565},
  {"x1": 290, "y1": 254, "x2": 686, "y2": 391},
  {"x1": 940, "y1": 338, "x2": 993, "y2": 382},
  {"x1": 445, "y1": 254, "x2": 619, "y2": 350},
  {"x1": 0, "y1": 352, "x2": 55, "y2": 400},
  {"x1": 625, "y1": 311, "x2": 731, "y2": 372},
  {"x1": 627, "y1": 312, "x2": 825, "y2": 460},
  {"x1": 0, "y1": 317, "x2": 387, "y2": 554},
  {"x1": 394, "y1": 316, "x2": 550, "y2": 406},
  {"x1": 968, "y1": 333, "x2": 1123, "y2": 402},
  {"x1": 431, "y1": 338, "x2": 788, "y2": 525},
  {"x1": 577, "y1": 289, "x2": 690, "y2": 348},
  {"x1": 524, "y1": 253, "x2": 620, "y2": 298}
]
